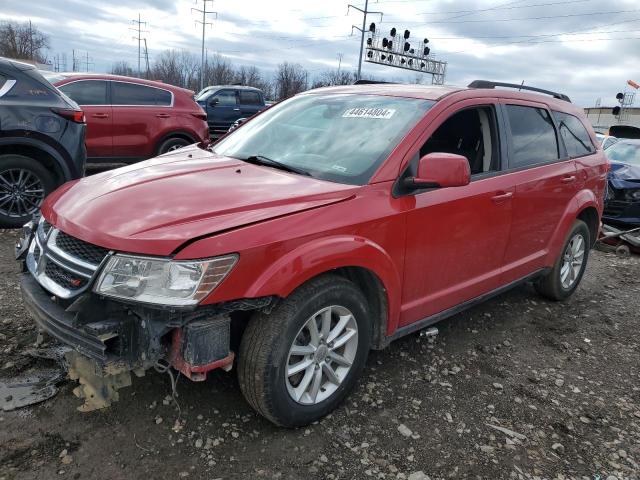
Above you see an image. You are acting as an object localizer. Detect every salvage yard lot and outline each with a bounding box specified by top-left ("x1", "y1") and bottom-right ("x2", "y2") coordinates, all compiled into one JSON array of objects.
[{"x1": 0, "y1": 228, "x2": 638, "y2": 480}]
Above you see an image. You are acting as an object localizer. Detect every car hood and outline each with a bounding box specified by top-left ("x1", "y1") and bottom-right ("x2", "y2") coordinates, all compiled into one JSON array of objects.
[
  {"x1": 42, "y1": 146, "x2": 358, "y2": 256},
  {"x1": 608, "y1": 161, "x2": 640, "y2": 190}
]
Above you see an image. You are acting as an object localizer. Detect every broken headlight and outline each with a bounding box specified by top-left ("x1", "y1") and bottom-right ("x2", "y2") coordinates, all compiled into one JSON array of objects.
[{"x1": 94, "y1": 254, "x2": 238, "y2": 306}]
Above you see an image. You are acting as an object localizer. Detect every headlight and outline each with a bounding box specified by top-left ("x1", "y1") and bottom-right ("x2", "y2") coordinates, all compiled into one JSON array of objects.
[
  {"x1": 628, "y1": 189, "x2": 640, "y2": 201},
  {"x1": 94, "y1": 254, "x2": 238, "y2": 306}
]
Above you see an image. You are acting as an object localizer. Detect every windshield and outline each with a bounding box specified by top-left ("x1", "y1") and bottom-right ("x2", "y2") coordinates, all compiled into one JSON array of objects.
[
  {"x1": 605, "y1": 141, "x2": 640, "y2": 166},
  {"x1": 212, "y1": 93, "x2": 433, "y2": 185}
]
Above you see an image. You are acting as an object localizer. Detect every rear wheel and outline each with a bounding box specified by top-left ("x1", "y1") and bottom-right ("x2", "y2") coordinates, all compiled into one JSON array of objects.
[
  {"x1": 157, "y1": 137, "x2": 191, "y2": 154},
  {"x1": 535, "y1": 220, "x2": 590, "y2": 301},
  {"x1": 0, "y1": 154, "x2": 56, "y2": 228},
  {"x1": 238, "y1": 274, "x2": 371, "y2": 427}
]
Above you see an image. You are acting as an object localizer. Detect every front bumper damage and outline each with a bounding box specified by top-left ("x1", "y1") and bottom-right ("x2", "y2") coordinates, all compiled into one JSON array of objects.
[{"x1": 19, "y1": 270, "x2": 272, "y2": 411}]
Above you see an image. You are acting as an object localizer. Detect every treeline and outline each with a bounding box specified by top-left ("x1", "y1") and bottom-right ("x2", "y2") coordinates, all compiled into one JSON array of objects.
[{"x1": 112, "y1": 50, "x2": 358, "y2": 101}]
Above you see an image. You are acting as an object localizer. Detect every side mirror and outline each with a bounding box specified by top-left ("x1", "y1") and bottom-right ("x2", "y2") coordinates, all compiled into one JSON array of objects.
[
  {"x1": 209, "y1": 97, "x2": 219, "y2": 106},
  {"x1": 406, "y1": 152, "x2": 470, "y2": 189}
]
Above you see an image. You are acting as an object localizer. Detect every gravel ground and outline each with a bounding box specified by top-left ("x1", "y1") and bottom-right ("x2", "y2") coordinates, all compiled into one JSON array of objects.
[{"x1": 0, "y1": 228, "x2": 638, "y2": 480}]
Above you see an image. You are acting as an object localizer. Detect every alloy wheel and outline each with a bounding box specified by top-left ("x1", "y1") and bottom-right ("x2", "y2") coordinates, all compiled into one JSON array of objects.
[
  {"x1": 0, "y1": 169, "x2": 45, "y2": 218},
  {"x1": 285, "y1": 305, "x2": 359, "y2": 405},
  {"x1": 560, "y1": 233, "x2": 585, "y2": 289}
]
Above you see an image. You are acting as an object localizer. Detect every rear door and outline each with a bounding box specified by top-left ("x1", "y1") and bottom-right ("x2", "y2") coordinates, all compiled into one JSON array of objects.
[
  {"x1": 110, "y1": 81, "x2": 173, "y2": 159},
  {"x1": 499, "y1": 102, "x2": 578, "y2": 283},
  {"x1": 238, "y1": 89, "x2": 263, "y2": 118},
  {"x1": 58, "y1": 80, "x2": 112, "y2": 158},
  {"x1": 207, "y1": 89, "x2": 240, "y2": 134}
]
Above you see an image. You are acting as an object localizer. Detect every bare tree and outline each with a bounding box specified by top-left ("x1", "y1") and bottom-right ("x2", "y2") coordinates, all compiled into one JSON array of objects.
[
  {"x1": 111, "y1": 61, "x2": 134, "y2": 77},
  {"x1": 274, "y1": 62, "x2": 308, "y2": 100},
  {"x1": 203, "y1": 54, "x2": 235, "y2": 87},
  {"x1": 313, "y1": 69, "x2": 356, "y2": 88},
  {"x1": 0, "y1": 21, "x2": 50, "y2": 63},
  {"x1": 150, "y1": 49, "x2": 199, "y2": 89},
  {"x1": 234, "y1": 65, "x2": 274, "y2": 100}
]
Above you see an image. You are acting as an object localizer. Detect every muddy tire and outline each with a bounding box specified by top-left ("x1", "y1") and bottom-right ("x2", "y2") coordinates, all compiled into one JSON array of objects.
[
  {"x1": 238, "y1": 274, "x2": 371, "y2": 427},
  {"x1": 535, "y1": 220, "x2": 590, "y2": 301}
]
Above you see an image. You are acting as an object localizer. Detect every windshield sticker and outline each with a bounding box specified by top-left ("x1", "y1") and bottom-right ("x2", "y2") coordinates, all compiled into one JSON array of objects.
[{"x1": 342, "y1": 107, "x2": 396, "y2": 119}]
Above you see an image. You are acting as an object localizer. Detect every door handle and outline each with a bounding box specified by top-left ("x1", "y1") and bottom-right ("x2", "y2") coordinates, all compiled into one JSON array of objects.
[
  {"x1": 561, "y1": 175, "x2": 576, "y2": 184},
  {"x1": 156, "y1": 113, "x2": 170, "y2": 118},
  {"x1": 491, "y1": 191, "x2": 513, "y2": 202},
  {"x1": 233, "y1": 108, "x2": 240, "y2": 111},
  {"x1": 91, "y1": 113, "x2": 109, "y2": 118}
]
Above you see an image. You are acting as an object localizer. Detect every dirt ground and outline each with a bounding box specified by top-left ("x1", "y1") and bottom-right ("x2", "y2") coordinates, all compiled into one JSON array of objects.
[{"x1": 0, "y1": 228, "x2": 638, "y2": 480}]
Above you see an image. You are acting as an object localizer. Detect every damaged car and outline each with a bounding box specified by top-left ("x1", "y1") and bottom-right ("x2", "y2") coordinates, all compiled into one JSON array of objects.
[
  {"x1": 603, "y1": 139, "x2": 640, "y2": 227},
  {"x1": 16, "y1": 80, "x2": 607, "y2": 427}
]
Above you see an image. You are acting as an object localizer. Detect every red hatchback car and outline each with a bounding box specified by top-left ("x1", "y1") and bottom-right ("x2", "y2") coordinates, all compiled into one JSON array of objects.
[
  {"x1": 52, "y1": 74, "x2": 209, "y2": 162},
  {"x1": 18, "y1": 80, "x2": 607, "y2": 426}
]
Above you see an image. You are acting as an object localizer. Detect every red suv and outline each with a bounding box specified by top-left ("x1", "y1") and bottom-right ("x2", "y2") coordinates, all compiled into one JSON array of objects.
[
  {"x1": 52, "y1": 74, "x2": 209, "y2": 162},
  {"x1": 18, "y1": 80, "x2": 607, "y2": 426}
]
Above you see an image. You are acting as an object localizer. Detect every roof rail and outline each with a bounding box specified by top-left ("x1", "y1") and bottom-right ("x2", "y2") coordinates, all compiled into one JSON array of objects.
[
  {"x1": 468, "y1": 80, "x2": 571, "y2": 103},
  {"x1": 353, "y1": 79, "x2": 396, "y2": 85}
]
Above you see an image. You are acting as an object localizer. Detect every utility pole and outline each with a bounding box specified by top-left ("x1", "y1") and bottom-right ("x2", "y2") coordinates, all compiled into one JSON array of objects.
[
  {"x1": 143, "y1": 38, "x2": 150, "y2": 78},
  {"x1": 72, "y1": 49, "x2": 76, "y2": 72},
  {"x1": 348, "y1": 1, "x2": 383, "y2": 80},
  {"x1": 85, "y1": 51, "x2": 90, "y2": 72},
  {"x1": 192, "y1": 0, "x2": 217, "y2": 91},
  {"x1": 28, "y1": 20, "x2": 34, "y2": 60},
  {"x1": 337, "y1": 53, "x2": 343, "y2": 74},
  {"x1": 131, "y1": 14, "x2": 148, "y2": 77}
]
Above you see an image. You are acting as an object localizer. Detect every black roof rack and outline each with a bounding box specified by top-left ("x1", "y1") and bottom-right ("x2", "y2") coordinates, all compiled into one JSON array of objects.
[
  {"x1": 468, "y1": 80, "x2": 571, "y2": 103},
  {"x1": 353, "y1": 79, "x2": 396, "y2": 85}
]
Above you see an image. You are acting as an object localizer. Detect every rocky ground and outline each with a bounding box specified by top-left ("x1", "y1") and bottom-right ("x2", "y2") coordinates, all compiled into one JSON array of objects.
[{"x1": 0, "y1": 228, "x2": 638, "y2": 480}]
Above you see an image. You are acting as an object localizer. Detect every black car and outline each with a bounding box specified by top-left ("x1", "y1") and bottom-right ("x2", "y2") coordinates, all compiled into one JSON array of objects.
[
  {"x1": 0, "y1": 58, "x2": 86, "y2": 228},
  {"x1": 603, "y1": 139, "x2": 640, "y2": 227},
  {"x1": 195, "y1": 85, "x2": 265, "y2": 137}
]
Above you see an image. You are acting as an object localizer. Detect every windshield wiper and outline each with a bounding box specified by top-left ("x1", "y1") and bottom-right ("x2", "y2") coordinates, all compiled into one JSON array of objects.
[{"x1": 241, "y1": 155, "x2": 311, "y2": 177}]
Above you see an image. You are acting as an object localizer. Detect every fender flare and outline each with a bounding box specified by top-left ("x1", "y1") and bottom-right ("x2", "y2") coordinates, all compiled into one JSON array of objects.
[
  {"x1": 0, "y1": 134, "x2": 74, "y2": 180},
  {"x1": 245, "y1": 235, "x2": 402, "y2": 336},
  {"x1": 544, "y1": 189, "x2": 599, "y2": 265}
]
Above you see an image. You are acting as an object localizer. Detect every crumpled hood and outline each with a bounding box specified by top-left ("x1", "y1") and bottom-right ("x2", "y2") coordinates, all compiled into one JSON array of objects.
[
  {"x1": 42, "y1": 146, "x2": 358, "y2": 256},
  {"x1": 608, "y1": 161, "x2": 640, "y2": 190}
]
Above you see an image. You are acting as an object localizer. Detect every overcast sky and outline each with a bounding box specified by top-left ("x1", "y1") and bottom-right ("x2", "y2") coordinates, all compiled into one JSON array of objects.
[{"x1": 2, "y1": 0, "x2": 639, "y2": 106}]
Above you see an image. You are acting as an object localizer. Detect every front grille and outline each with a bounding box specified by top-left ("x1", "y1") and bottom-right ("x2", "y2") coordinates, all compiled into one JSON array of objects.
[
  {"x1": 33, "y1": 243, "x2": 41, "y2": 264},
  {"x1": 55, "y1": 231, "x2": 109, "y2": 266},
  {"x1": 44, "y1": 261, "x2": 88, "y2": 290},
  {"x1": 41, "y1": 219, "x2": 53, "y2": 236},
  {"x1": 603, "y1": 200, "x2": 631, "y2": 217}
]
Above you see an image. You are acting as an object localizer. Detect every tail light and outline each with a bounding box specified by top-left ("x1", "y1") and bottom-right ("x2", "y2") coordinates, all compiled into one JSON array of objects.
[{"x1": 52, "y1": 108, "x2": 85, "y2": 123}]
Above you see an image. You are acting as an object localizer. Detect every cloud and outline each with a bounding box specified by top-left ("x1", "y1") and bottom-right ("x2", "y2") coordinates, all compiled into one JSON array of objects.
[{"x1": 2, "y1": 0, "x2": 638, "y2": 105}]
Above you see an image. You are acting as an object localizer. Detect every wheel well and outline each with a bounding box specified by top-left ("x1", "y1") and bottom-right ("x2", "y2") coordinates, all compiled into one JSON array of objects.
[
  {"x1": 577, "y1": 207, "x2": 599, "y2": 247},
  {"x1": 0, "y1": 144, "x2": 65, "y2": 184},
  {"x1": 155, "y1": 132, "x2": 197, "y2": 154},
  {"x1": 332, "y1": 267, "x2": 389, "y2": 350}
]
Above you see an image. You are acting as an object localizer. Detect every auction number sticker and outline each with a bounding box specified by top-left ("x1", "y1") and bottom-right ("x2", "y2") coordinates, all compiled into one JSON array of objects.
[{"x1": 342, "y1": 107, "x2": 396, "y2": 119}]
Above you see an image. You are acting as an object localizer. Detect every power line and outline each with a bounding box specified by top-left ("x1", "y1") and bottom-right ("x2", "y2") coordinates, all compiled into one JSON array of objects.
[{"x1": 193, "y1": 0, "x2": 217, "y2": 91}]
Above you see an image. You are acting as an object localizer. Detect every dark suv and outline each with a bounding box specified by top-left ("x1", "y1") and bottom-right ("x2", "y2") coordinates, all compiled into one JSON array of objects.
[
  {"x1": 196, "y1": 86, "x2": 265, "y2": 136},
  {"x1": 0, "y1": 58, "x2": 86, "y2": 228}
]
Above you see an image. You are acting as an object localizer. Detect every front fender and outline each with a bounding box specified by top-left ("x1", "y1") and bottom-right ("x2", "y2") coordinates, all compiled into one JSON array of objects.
[
  {"x1": 544, "y1": 189, "x2": 599, "y2": 265},
  {"x1": 240, "y1": 235, "x2": 402, "y2": 335}
]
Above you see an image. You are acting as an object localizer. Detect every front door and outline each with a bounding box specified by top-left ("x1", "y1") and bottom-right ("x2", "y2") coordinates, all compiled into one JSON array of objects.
[
  {"x1": 207, "y1": 89, "x2": 240, "y2": 134},
  {"x1": 58, "y1": 79, "x2": 112, "y2": 158},
  {"x1": 399, "y1": 100, "x2": 514, "y2": 326}
]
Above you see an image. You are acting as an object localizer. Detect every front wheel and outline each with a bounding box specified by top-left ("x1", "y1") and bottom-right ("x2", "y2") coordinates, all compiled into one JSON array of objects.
[
  {"x1": 238, "y1": 274, "x2": 371, "y2": 427},
  {"x1": 157, "y1": 137, "x2": 191, "y2": 155},
  {"x1": 535, "y1": 220, "x2": 590, "y2": 301}
]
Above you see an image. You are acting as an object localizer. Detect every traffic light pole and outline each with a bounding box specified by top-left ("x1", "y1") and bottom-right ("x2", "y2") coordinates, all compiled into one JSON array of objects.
[{"x1": 349, "y1": 1, "x2": 383, "y2": 80}]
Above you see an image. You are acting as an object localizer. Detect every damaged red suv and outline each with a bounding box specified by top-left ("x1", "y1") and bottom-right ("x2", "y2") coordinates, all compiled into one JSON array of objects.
[{"x1": 17, "y1": 80, "x2": 607, "y2": 426}]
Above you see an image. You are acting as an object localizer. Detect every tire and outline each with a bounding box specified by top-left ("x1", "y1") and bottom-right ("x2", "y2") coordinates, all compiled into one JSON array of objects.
[
  {"x1": 238, "y1": 274, "x2": 372, "y2": 427},
  {"x1": 157, "y1": 137, "x2": 191, "y2": 155},
  {"x1": 0, "y1": 154, "x2": 56, "y2": 229},
  {"x1": 535, "y1": 220, "x2": 590, "y2": 301}
]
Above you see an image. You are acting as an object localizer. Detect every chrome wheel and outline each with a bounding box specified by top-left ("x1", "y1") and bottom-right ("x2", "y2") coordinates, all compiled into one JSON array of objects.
[
  {"x1": 285, "y1": 305, "x2": 358, "y2": 405},
  {"x1": 560, "y1": 233, "x2": 585, "y2": 289},
  {"x1": 167, "y1": 144, "x2": 184, "y2": 152},
  {"x1": 0, "y1": 169, "x2": 45, "y2": 218}
]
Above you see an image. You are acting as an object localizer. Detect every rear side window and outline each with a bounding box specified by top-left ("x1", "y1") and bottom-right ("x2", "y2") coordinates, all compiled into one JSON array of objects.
[
  {"x1": 239, "y1": 90, "x2": 261, "y2": 105},
  {"x1": 59, "y1": 80, "x2": 108, "y2": 105},
  {"x1": 213, "y1": 90, "x2": 238, "y2": 105},
  {"x1": 111, "y1": 82, "x2": 172, "y2": 106},
  {"x1": 553, "y1": 111, "x2": 595, "y2": 157},
  {"x1": 505, "y1": 105, "x2": 559, "y2": 167}
]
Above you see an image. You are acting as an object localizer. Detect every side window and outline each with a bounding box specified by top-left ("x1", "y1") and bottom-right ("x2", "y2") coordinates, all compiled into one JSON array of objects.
[
  {"x1": 239, "y1": 90, "x2": 261, "y2": 105},
  {"x1": 111, "y1": 82, "x2": 172, "y2": 106},
  {"x1": 505, "y1": 105, "x2": 559, "y2": 167},
  {"x1": 213, "y1": 90, "x2": 238, "y2": 105},
  {"x1": 419, "y1": 106, "x2": 500, "y2": 175},
  {"x1": 59, "y1": 80, "x2": 109, "y2": 105},
  {"x1": 553, "y1": 111, "x2": 595, "y2": 157}
]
